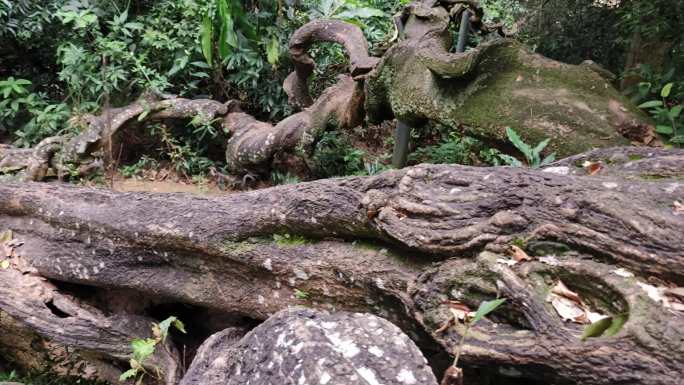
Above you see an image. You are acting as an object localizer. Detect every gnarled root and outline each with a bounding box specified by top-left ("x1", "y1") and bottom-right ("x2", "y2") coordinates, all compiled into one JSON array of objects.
[{"x1": 224, "y1": 75, "x2": 365, "y2": 174}]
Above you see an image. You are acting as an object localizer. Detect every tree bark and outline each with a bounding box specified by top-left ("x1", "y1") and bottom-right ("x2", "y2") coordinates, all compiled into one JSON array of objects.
[{"x1": 0, "y1": 147, "x2": 682, "y2": 384}]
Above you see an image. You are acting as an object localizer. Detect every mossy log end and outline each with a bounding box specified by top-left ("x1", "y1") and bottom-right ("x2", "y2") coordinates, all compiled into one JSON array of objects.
[{"x1": 0, "y1": 147, "x2": 682, "y2": 384}]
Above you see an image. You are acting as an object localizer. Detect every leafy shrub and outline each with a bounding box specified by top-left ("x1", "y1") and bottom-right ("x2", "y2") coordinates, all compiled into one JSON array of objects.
[
  {"x1": 120, "y1": 316, "x2": 186, "y2": 384},
  {"x1": 310, "y1": 131, "x2": 365, "y2": 177},
  {"x1": 410, "y1": 131, "x2": 506, "y2": 166},
  {"x1": 501, "y1": 127, "x2": 555, "y2": 168},
  {"x1": 0, "y1": 77, "x2": 71, "y2": 147},
  {"x1": 637, "y1": 83, "x2": 683, "y2": 144}
]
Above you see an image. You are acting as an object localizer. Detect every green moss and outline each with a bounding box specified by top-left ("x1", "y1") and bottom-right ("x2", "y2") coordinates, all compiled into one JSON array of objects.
[
  {"x1": 273, "y1": 233, "x2": 314, "y2": 247},
  {"x1": 628, "y1": 154, "x2": 645, "y2": 161},
  {"x1": 511, "y1": 238, "x2": 526, "y2": 249},
  {"x1": 220, "y1": 237, "x2": 270, "y2": 254},
  {"x1": 526, "y1": 241, "x2": 571, "y2": 256}
]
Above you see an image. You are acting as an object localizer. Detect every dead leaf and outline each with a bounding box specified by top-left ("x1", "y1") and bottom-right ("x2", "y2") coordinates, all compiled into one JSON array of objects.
[
  {"x1": 551, "y1": 280, "x2": 583, "y2": 304},
  {"x1": 582, "y1": 161, "x2": 603, "y2": 176},
  {"x1": 435, "y1": 301, "x2": 471, "y2": 333},
  {"x1": 612, "y1": 268, "x2": 635, "y2": 278},
  {"x1": 496, "y1": 258, "x2": 517, "y2": 266},
  {"x1": 515, "y1": 74, "x2": 524, "y2": 82},
  {"x1": 547, "y1": 280, "x2": 606, "y2": 324},
  {"x1": 442, "y1": 300, "x2": 471, "y2": 313},
  {"x1": 0, "y1": 229, "x2": 12, "y2": 244},
  {"x1": 509, "y1": 245, "x2": 532, "y2": 262},
  {"x1": 539, "y1": 256, "x2": 560, "y2": 266},
  {"x1": 549, "y1": 295, "x2": 586, "y2": 323},
  {"x1": 586, "y1": 310, "x2": 608, "y2": 323},
  {"x1": 674, "y1": 201, "x2": 684, "y2": 215},
  {"x1": 435, "y1": 317, "x2": 455, "y2": 334},
  {"x1": 440, "y1": 366, "x2": 464, "y2": 385},
  {"x1": 637, "y1": 281, "x2": 663, "y2": 303}
]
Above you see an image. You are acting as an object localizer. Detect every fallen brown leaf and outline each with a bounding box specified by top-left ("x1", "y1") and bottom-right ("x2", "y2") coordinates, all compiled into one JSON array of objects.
[
  {"x1": 442, "y1": 300, "x2": 471, "y2": 313},
  {"x1": 440, "y1": 366, "x2": 464, "y2": 385},
  {"x1": 509, "y1": 245, "x2": 532, "y2": 262},
  {"x1": 551, "y1": 280, "x2": 583, "y2": 304},
  {"x1": 583, "y1": 161, "x2": 603, "y2": 176},
  {"x1": 435, "y1": 317, "x2": 455, "y2": 334},
  {"x1": 547, "y1": 280, "x2": 605, "y2": 324},
  {"x1": 674, "y1": 201, "x2": 684, "y2": 215}
]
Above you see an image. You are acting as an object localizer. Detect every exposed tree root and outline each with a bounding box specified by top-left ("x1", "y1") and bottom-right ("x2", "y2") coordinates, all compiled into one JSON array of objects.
[{"x1": 0, "y1": 147, "x2": 682, "y2": 384}]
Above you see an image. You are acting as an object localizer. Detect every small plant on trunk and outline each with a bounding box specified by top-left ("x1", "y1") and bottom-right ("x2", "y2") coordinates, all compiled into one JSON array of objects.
[{"x1": 441, "y1": 298, "x2": 506, "y2": 385}]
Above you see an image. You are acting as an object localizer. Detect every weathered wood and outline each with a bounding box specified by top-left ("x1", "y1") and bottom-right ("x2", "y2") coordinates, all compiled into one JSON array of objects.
[
  {"x1": 0, "y1": 147, "x2": 682, "y2": 384},
  {"x1": 0, "y1": 269, "x2": 181, "y2": 384}
]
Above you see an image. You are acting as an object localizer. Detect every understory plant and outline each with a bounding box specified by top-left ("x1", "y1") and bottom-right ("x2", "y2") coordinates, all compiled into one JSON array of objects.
[
  {"x1": 442, "y1": 298, "x2": 506, "y2": 384},
  {"x1": 0, "y1": 77, "x2": 71, "y2": 147},
  {"x1": 120, "y1": 316, "x2": 186, "y2": 385},
  {"x1": 639, "y1": 83, "x2": 684, "y2": 145},
  {"x1": 500, "y1": 127, "x2": 555, "y2": 168},
  {"x1": 410, "y1": 131, "x2": 507, "y2": 166}
]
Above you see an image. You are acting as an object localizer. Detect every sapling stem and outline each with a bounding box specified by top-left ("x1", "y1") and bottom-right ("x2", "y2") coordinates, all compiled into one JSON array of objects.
[{"x1": 452, "y1": 322, "x2": 471, "y2": 367}]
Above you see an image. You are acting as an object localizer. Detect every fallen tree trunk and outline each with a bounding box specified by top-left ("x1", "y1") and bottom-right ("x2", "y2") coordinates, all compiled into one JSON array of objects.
[{"x1": 0, "y1": 147, "x2": 682, "y2": 384}]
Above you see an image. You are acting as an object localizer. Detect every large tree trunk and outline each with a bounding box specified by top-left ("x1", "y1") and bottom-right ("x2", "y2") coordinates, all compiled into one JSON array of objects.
[{"x1": 0, "y1": 146, "x2": 682, "y2": 385}]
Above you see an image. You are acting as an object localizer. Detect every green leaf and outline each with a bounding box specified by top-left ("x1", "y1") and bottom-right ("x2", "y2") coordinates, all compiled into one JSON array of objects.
[
  {"x1": 173, "y1": 319, "x2": 187, "y2": 334},
  {"x1": 668, "y1": 105, "x2": 682, "y2": 119},
  {"x1": 138, "y1": 109, "x2": 150, "y2": 122},
  {"x1": 603, "y1": 314, "x2": 627, "y2": 337},
  {"x1": 540, "y1": 153, "x2": 556, "y2": 167},
  {"x1": 216, "y1": 0, "x2": 237, "y2": 60},
  {"x1": 157, "y1": 316, "x2": 176, "y2": 340},
  {"x1": 638, "y1": 100, "x2": 663, "y2": 109},
  {"x1": 498, "y1": 154, "x2": 523, "y2": 167},
  {"x1": 471, "y1": 298, "x2": 506, "y2": 325},
  {"x1": 119, "y1": 368, "x2": 138, "y2": 381},
  {"x1": 131, "y1": 338, "x2": 156, "y2": 362},
  {"x1": 266, "y1": 37, "x2": 280, "y2": 67},
  {"x1": 506, "y1": 127, "x2": 533, "y2": 163},
  {"x1": 581, "y1": 317, "x2": 612, "y2": 341},
  {"x1": 158, "y1": 316, "x2": 185, "y2": 340},
  {"x1": 532, "y1": 138, "x2": 550, "y2": 156},
  {"x1": 661, "y1": 83, "x2": 673, "y2": 98},
  {"x1": 656, "y1": 125, "x2": 674, "y2": 135},
  {"x1": 200, "y1": 13, "x2": 214, "y2": 66},
  {"x1": 336, "y1": 7, "x2": 385, "y2": 20},
  {"x1": 0, "y1": 229, "x2": 12, "y2": 243},
  {"x1": 218, "y1": 14, "x2": 237, "y2": 59}
]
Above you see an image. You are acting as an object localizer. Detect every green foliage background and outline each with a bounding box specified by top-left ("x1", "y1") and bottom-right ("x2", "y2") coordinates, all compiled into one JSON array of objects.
[{"x1": 0, "y1": 0, "x2": 682, "y2": 180}]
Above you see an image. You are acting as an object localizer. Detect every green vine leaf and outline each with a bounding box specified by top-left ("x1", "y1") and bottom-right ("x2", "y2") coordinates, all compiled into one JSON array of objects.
[{"x1": 471, "y1": 298, "x2": 506, "y2": 325}]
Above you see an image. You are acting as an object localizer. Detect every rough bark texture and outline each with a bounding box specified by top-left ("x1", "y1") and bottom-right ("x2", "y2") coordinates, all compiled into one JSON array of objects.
[
  {"x1": 181, "y1": 308, "x2": 438, "y2": 385},
  {"x1": 0, "y1": 147, "x2": 682, "y2": 384},
  {"x1": 0, "y1": 269, "x2": 181, "y2": 385},
  {"x1": 224, "y1": 74, "x2": 365, "y2": 174}
]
